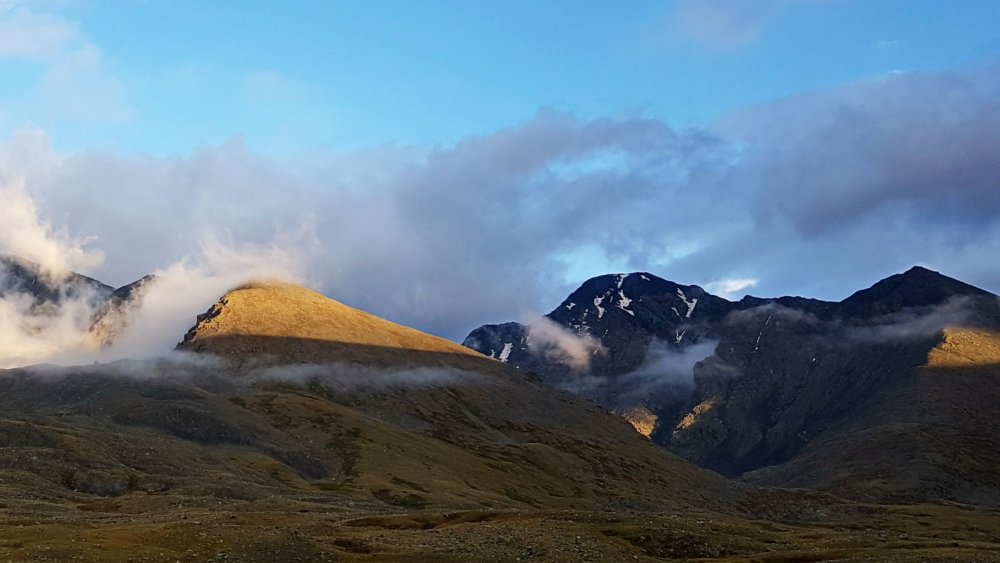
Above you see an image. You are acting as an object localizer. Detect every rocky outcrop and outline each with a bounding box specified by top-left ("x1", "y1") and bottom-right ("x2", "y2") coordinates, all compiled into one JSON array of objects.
[{"x1": 89, "y1": 275, "x2": 158, "y2": 348}]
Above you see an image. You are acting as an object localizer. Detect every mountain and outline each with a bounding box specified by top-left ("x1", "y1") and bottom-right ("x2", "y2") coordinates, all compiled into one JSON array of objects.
[
  {"x1": 2, "y1": 277, "x2": 1000, "y2": 559},
  {"x1": 0, "y1": 254, "x2": 113, "y2": 307},
  {"x1": 464, "y1": 266, "x2": 1000, "y2": 506},
  {"x1": 0, "y1": 255, "x2": 154, "y2": 347},
  {"x1": 89, "y1": 274, "x2": 158, "y2": 347},
  {"x1": 177, "y1": 282, "x2": 496, "y2": 371},
  {"x1": 463, "y1": 273, "x2": 732, "y2": 417}
]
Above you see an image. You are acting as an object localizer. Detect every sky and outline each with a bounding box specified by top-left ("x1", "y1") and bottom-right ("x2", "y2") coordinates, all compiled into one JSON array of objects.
[{"x1": 1, "y1": 0, "x2": 999, "y2": 341}]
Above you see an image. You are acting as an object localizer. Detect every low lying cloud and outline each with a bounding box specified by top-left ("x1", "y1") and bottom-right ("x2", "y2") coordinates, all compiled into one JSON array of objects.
[
  {"x1": 623, "y1": 339, "x2": 720, "y2": 390},
  {"x1": 0, "y1": 180, "x2": 103, "y2": 280},
  {"x1": 725, "y1": 303, "x2": 823, "y2": 327},
  {"x1": 847, "y1": 297, "x2": 983, "y2": 344},
  {"x1": 556, "y1": 338, "x2": 719, "y2": 406},
  {"x1": 99, "y1": 231, "x2": 317, "y2": 362},
  {"x1": 525, "y1": 315, "x2": 606, "y2": 372},
  {"x1": 0, "y1": 185, "x2": 316, "y2": 368},
  {"x1": 0, "y1": 283, "x2": 103, "y2": 368},
  {"x1": 249, "y1": 363, "x2": 471, "y2": 390}
]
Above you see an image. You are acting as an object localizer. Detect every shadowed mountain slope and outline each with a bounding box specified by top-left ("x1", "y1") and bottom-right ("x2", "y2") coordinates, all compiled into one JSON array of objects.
[
  {"x1": 744, "y1": 327, "x2": 1000, "y2": 506},
  {"x1": 0, "y1": 254, "x2": 113, "y2": 306},
  {"x1": 464, "y1": 266, "x2": 1000, "y2": 506}
]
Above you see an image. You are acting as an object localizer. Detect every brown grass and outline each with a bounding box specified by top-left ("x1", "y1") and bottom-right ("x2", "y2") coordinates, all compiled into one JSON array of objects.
[{"x1": 182, "y1": 282, "x2": 486, "y2": 358}]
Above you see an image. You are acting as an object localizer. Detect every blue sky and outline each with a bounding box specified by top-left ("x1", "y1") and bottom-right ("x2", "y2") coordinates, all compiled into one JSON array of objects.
[
  {"x1": 1, "y1": 0, "x2": 1000, "y2": 340},
  {"x1": 4, "y1": 0, "x2": 999, "y2": 153}
]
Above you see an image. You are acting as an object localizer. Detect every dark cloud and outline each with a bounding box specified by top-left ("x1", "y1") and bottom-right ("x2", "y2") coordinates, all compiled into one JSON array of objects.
[
  {"x1": 1, "y1": 62, "x2": 998, "y2": 347},
  {"x1": 720, "y1": 63, "x2": 1000, "y2": 236}
]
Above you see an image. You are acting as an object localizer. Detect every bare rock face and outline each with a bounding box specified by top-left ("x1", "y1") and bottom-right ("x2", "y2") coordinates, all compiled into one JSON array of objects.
[
  {"x1": 89, "y1": 275, "x2": 157, "y2": 348},
  {"x1": 612, "y1": 405, "x2": 658, "y2": 438}
]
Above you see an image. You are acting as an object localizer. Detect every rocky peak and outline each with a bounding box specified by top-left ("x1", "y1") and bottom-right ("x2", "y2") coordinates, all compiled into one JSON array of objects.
[
  {"x1": 839, "y1": 265, "x2": 994, "y2": 318},
  {"x1": 0, "y1": 254, "x2": 113, "y2": 307}
]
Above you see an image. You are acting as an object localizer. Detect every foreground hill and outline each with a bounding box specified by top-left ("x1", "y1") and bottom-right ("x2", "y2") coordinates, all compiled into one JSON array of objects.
[
  {"x1": 169, "y1": 283, "x2": 735, "y2": 511},
  {"x1": 464, "y1": 267, "x2": 1000, "y2": 507}
]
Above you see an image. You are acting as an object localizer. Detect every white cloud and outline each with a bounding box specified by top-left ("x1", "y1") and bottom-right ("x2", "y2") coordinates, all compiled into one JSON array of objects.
[
  {"x1": 0, "y1": 182, "x2": 318, "y2": 368},
  {"x1": 0, "y1": 8, "x2": 133, "y2": 126},
  {"x1": 0, "y1": 178, "x2": 103, "y2": 279},
  {"x1": 35, "y1": 43, "x2": 133, "y2": 124},
  {"x1": 668, "y1": 0, "x2": 790, "y2": 50},
  {"x1": 1, "y1": 60, "x2": 999, "y2": 348},
  {"x1": 705, "y1": 278, "x2": 758, "y2": 299},
  {"x1": 525, "y1": 316, "x2": 606, "y2": 372},
  {"x1": 100, "y1": 230, "x2": 318, "y2": 361},
  {"x1": 0, "y1": 9, "x2": 76, "y2": 60}
]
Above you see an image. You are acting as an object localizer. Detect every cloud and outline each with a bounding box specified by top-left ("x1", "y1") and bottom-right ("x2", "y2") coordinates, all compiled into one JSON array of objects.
[
  {"x1": 1, "y1": 60, "x2": 999, "y2": 350},
  {"x1": 0, "y1": 7, "x2": 132, "y2": 126},
  {"x1": 248, "y1": 363, "x2": 471, "y2": 390},
  {"x1": 0, "y1": 109, "x2": 737, "y2": 340},
  {"x1": 0, "y1": 179, "x2": 103, "y2": 279},
  {"x1": 621, "y1": 339, "x2": 719, "y2": 390},
  {"x1": 667, "y1": 0, "x2": 791, "y2": 50},
  {"x1": 525, "y1": 316, "x2": 606, "y2": 372},
  {"x1": 0, "y1": 282, "x2": 103, "y2": 369},
  {"x1": 0, "y1": 8, "x2": 75, "y2": 60},
  {"x1": 99, "y1": 231, "x2": 318, "y2": 362},
  {"x1": 719, "y1": 65, "x2": 1000, "y2": 238},
  {"x1": 846, "y1": 297, "x2": 982, "y2": 344},
  {"x1": 705, "y1": 277, "x2": 758, "y2": 299},
  {"x1": 0, "y1": 180, "x2": 316, "y2": 368},
  {"x1": 554, "y1": 339, "x2": 718, "y2": 406},
  {"x1": 35, "y1": 43, "x2": 133, "y2": 124}
]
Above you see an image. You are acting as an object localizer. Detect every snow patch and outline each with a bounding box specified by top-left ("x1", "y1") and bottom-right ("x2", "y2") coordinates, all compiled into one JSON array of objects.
[
  {"x1": 616, "y1": 290, "x2": 635, "y2": 316},
  {"x1": 565, "y1": 302, "x2": 576, "y2": 310},
  {"x1": 593, "y1": 295, "x2": 606, "y2": 319},
  {"x1": 498, "y1": 342, "x2": 513, "y2": 363},
  {"x1": 675, "y1": 329, "x2": 685, "y2": 344},
  {"x1": 615, "y1": 273, "x2": 627, "y2": 289},
  {"x1": 752, "y1": 313, "x2": 773, "y2": 353},
  {"x1": 677, "y1": 288, "x2": 698, "y2": 318},
  {"x1": 640, "y1": 274, "x2": 651, "y2": 281}
]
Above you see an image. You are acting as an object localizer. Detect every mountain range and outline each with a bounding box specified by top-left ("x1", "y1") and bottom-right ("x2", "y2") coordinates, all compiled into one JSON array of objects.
[
  {"x1": 2, "y1": 254, "x2": 1000, "y2": 560},
  {"x1": 464, "y1": 266, "x2": 1000, "y2": 506}
]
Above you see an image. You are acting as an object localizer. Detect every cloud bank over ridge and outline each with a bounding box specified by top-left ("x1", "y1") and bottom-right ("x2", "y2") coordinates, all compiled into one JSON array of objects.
[{"x1": 0, "y1": 61, "x2": 998, "y2": 344}]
